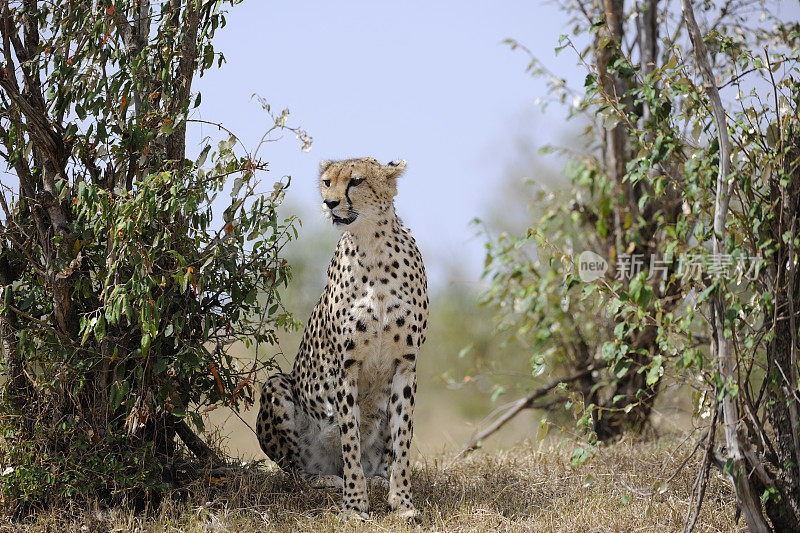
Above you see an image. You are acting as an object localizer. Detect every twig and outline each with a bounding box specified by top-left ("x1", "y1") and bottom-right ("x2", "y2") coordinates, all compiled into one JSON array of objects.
[
  {"x1": 718, "y1": 56, "x2": 799, "y2": 89},
  {"x1": 6, "y1": 304, "x2": 71, "y2": 343},
  {"x1": 454, "y1": 365, "x2": 603, "y2": 459}
]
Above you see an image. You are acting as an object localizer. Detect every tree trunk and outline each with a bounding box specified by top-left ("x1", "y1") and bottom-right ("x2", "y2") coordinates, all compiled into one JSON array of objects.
[
  {"x1": 0, "y1": 238, "x2": 32, "y2": 426},
  {"x1": 0, "y1": 292, "x2": 29, "y2": 416},
  {"x1": 764, "y1": 319, "x2": 800, "y2": 531},
  {"x1": 590, "y1": 0, "x2": 669, "y2": 440},
  {"x1": 595, "y1": 325, "x2": 660, "y2": 439},
  {"x1": 762, "y1": 131, "x2": 800, "y2": 531}
]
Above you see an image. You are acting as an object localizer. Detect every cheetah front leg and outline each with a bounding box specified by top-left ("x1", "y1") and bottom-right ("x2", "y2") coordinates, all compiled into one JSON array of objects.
[
  {"x1": 387, "y1": 353, "x2": 418, "y2": 518},
  {"x1": 337, "y1": 360, "x2": 370, "y2": 518}
]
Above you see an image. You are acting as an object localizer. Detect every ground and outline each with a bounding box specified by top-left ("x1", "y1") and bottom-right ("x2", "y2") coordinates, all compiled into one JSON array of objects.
[{"x1": 2, "y1": 437, "x2": 741, "y2": 532}]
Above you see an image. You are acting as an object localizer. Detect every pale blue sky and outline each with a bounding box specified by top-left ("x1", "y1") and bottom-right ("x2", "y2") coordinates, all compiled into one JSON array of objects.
[{"x1": 187, "y1": 0, "x2": 584, "y2": 287}]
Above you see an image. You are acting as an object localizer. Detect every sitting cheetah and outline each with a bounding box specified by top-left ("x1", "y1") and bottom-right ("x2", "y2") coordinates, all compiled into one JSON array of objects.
[{"x1": 257, "y1": 157, "x2": 428, "y2": 518}]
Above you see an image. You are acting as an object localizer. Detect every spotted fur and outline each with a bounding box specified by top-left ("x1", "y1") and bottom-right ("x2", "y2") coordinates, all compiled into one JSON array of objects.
[{"x1": 257, "y1": 157, "x2": 428, "y2": 519}]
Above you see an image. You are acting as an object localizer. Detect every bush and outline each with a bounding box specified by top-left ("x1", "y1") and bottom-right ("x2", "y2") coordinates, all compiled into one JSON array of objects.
[{"x1": 0, "y1": 0, "x2": 304, "y2": 513}]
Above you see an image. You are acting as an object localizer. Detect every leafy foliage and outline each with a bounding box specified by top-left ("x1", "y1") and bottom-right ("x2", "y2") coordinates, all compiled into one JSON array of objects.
[{"x1": 0, "y1": 0, "x2": 304, "y2": 512}]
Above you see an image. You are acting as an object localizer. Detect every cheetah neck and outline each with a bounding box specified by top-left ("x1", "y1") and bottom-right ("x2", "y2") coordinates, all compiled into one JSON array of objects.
[{"x1": 343, "y1": 207, "x2": 400, "y2": 256}]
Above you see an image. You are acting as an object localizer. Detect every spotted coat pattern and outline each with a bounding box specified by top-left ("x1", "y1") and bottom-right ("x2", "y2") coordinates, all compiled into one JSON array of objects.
[{"x1": 257, "y1": 158, "x2": 428, "y2": 519}]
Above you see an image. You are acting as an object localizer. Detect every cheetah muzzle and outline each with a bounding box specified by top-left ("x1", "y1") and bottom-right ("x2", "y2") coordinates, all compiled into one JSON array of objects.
[
  {"x1": 332, "y1": 213, "x2": 357, "y2": 226},
  {"x1": 257, "y1": 157, "x2": 428, "y2": 519}
]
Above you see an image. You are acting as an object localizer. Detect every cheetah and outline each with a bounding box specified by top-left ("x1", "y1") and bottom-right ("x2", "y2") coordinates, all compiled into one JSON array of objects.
[{"x1": 257, "y1": 157, "x2": 428, "y2": 519}]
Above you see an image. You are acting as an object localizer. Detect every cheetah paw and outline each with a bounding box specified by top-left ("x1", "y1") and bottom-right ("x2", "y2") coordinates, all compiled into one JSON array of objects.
[
  {"x1": 393, "y1": 505, "x2": 420, "y2": 521},
  {"x1": 337, "y1": 507, "x2": 370, "y2": 521},
  {"x1": 388, "y1": 493, "x2": 419, "y2": 520}
]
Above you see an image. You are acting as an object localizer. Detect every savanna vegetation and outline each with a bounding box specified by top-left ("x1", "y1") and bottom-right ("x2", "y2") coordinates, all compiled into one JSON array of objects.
[{"x1": 0, "y1": 0, "x2": 798, "y2": 532}]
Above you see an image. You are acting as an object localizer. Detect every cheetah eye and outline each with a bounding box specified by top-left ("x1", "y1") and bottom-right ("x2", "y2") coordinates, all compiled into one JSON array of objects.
[
  {"x1": 322, "y1": 179, "x2": 331, "y2": 187},
  {"x1": 350, "y1": 177, "x2": 365, "y2": 186}
]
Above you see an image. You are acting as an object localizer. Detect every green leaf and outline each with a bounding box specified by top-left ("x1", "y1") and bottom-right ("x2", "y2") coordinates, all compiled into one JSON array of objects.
[
  {"x1": 570, "y1": 446, "x2": 594, "y2": 468},
  {"x1": 613, "y1": 357, "x2": 633, "y2": 378},
  {"x1": 1, "y1": 285, "x2": 11, "y2": 312},
  {"x1": 141, "y1": 332, "x2": 151, "y2": 356},
  {"x1": 153, "y1": 357, "x2": 167, "y2": 375},
  {"x1": 490, "y1": 386, "x2": 506, "y2": 402},
  {"x1": 765, "y1": 124, "x2": 779, "y2": 149},
  {"x1": 81, "y1": 317, "x2": 95, "y2": 346},
  {"x1": 601, "y1": 341, "x2": 617, "y2": 360},
  {"x1": 110, "y1": 380, "x2": 130, "y2": 412},
  {"x1": 94, "y1": 315, "x2": 106, "y2": 342},
  {"x1": 646, "y1": 355, "x2": 663, "y2": 386},
  {"x1": 203, "y1": 45, "x2": 214, "y2": 70},
  {"x1": 196, "y1": 145, "x2": 211, "y2": 168},
  {"x1": 628, "y1": 274, "x2": 653, "y2": 309}
]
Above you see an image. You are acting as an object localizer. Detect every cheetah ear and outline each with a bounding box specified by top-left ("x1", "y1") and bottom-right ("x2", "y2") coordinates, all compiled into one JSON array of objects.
[
  {"x1": 385, "y1": 159, "x2": 406, "y2": 178},
  {"x1": 319, "y1": 159, "x2": 333, "y2": 175}
]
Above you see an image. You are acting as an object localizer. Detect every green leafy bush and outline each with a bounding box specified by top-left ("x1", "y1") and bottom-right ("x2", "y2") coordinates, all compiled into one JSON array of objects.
[{"x1": 0, "y1": 0, "x2": 303, "y2": 513}]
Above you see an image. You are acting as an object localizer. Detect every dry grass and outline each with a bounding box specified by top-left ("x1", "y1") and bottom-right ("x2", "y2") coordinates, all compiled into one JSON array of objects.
[{"x1": 0, "y1": 436, "x2": 742, "y2": 533}]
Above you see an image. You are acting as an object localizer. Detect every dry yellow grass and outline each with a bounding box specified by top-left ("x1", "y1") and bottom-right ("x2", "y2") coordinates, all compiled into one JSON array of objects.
[{"x1": 0, "y1": 436, "x2": 741, "y2": 533}]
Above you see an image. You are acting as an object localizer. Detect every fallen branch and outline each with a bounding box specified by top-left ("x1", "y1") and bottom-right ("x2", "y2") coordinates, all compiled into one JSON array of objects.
[
  {"x1": 455, "y1": 365, "x2": 602, "y2": 459},
  {"x1": 174, "y1": 418, "x2": 225, "y2": 469}
]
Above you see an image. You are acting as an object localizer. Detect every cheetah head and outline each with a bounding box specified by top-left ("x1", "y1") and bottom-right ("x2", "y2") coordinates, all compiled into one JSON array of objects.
[{"x1": 318, "y1": 157, "x2": 406, "y2": 229}]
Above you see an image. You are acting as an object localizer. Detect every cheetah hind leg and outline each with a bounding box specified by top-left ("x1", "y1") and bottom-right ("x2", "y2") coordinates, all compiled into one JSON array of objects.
[
  {"x1": 256, "y1": 373, "x2": 300, "y2": 472},
  {"x1": 369, "y1": 430, "x2": 392, "y2": 491}
]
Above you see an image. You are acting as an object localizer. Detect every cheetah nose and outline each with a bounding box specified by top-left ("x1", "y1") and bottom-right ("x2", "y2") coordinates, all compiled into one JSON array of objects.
[{"x1": 324, "y1": 200, "x2": 340, "y2": 209}]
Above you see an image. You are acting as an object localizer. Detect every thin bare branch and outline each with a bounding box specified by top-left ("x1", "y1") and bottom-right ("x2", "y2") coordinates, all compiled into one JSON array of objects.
[
  {"x1": 167, "y1": 0, "x2": 200, "y2": 163},
  {"x1": 684, "y1": 405, "x2": 718, "y2": 533},
  {"x1": 455, "y1": 365, "x2": 604, "y2": 459},
  {"x1": 174, "y1": 418, "x2": 225, "y2": 468}
]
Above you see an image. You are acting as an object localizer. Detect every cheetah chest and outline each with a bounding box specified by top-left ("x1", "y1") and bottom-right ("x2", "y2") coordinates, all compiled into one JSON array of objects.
[{"x1": 340, "y1": 264, "x2": 415, "y2": 395}]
